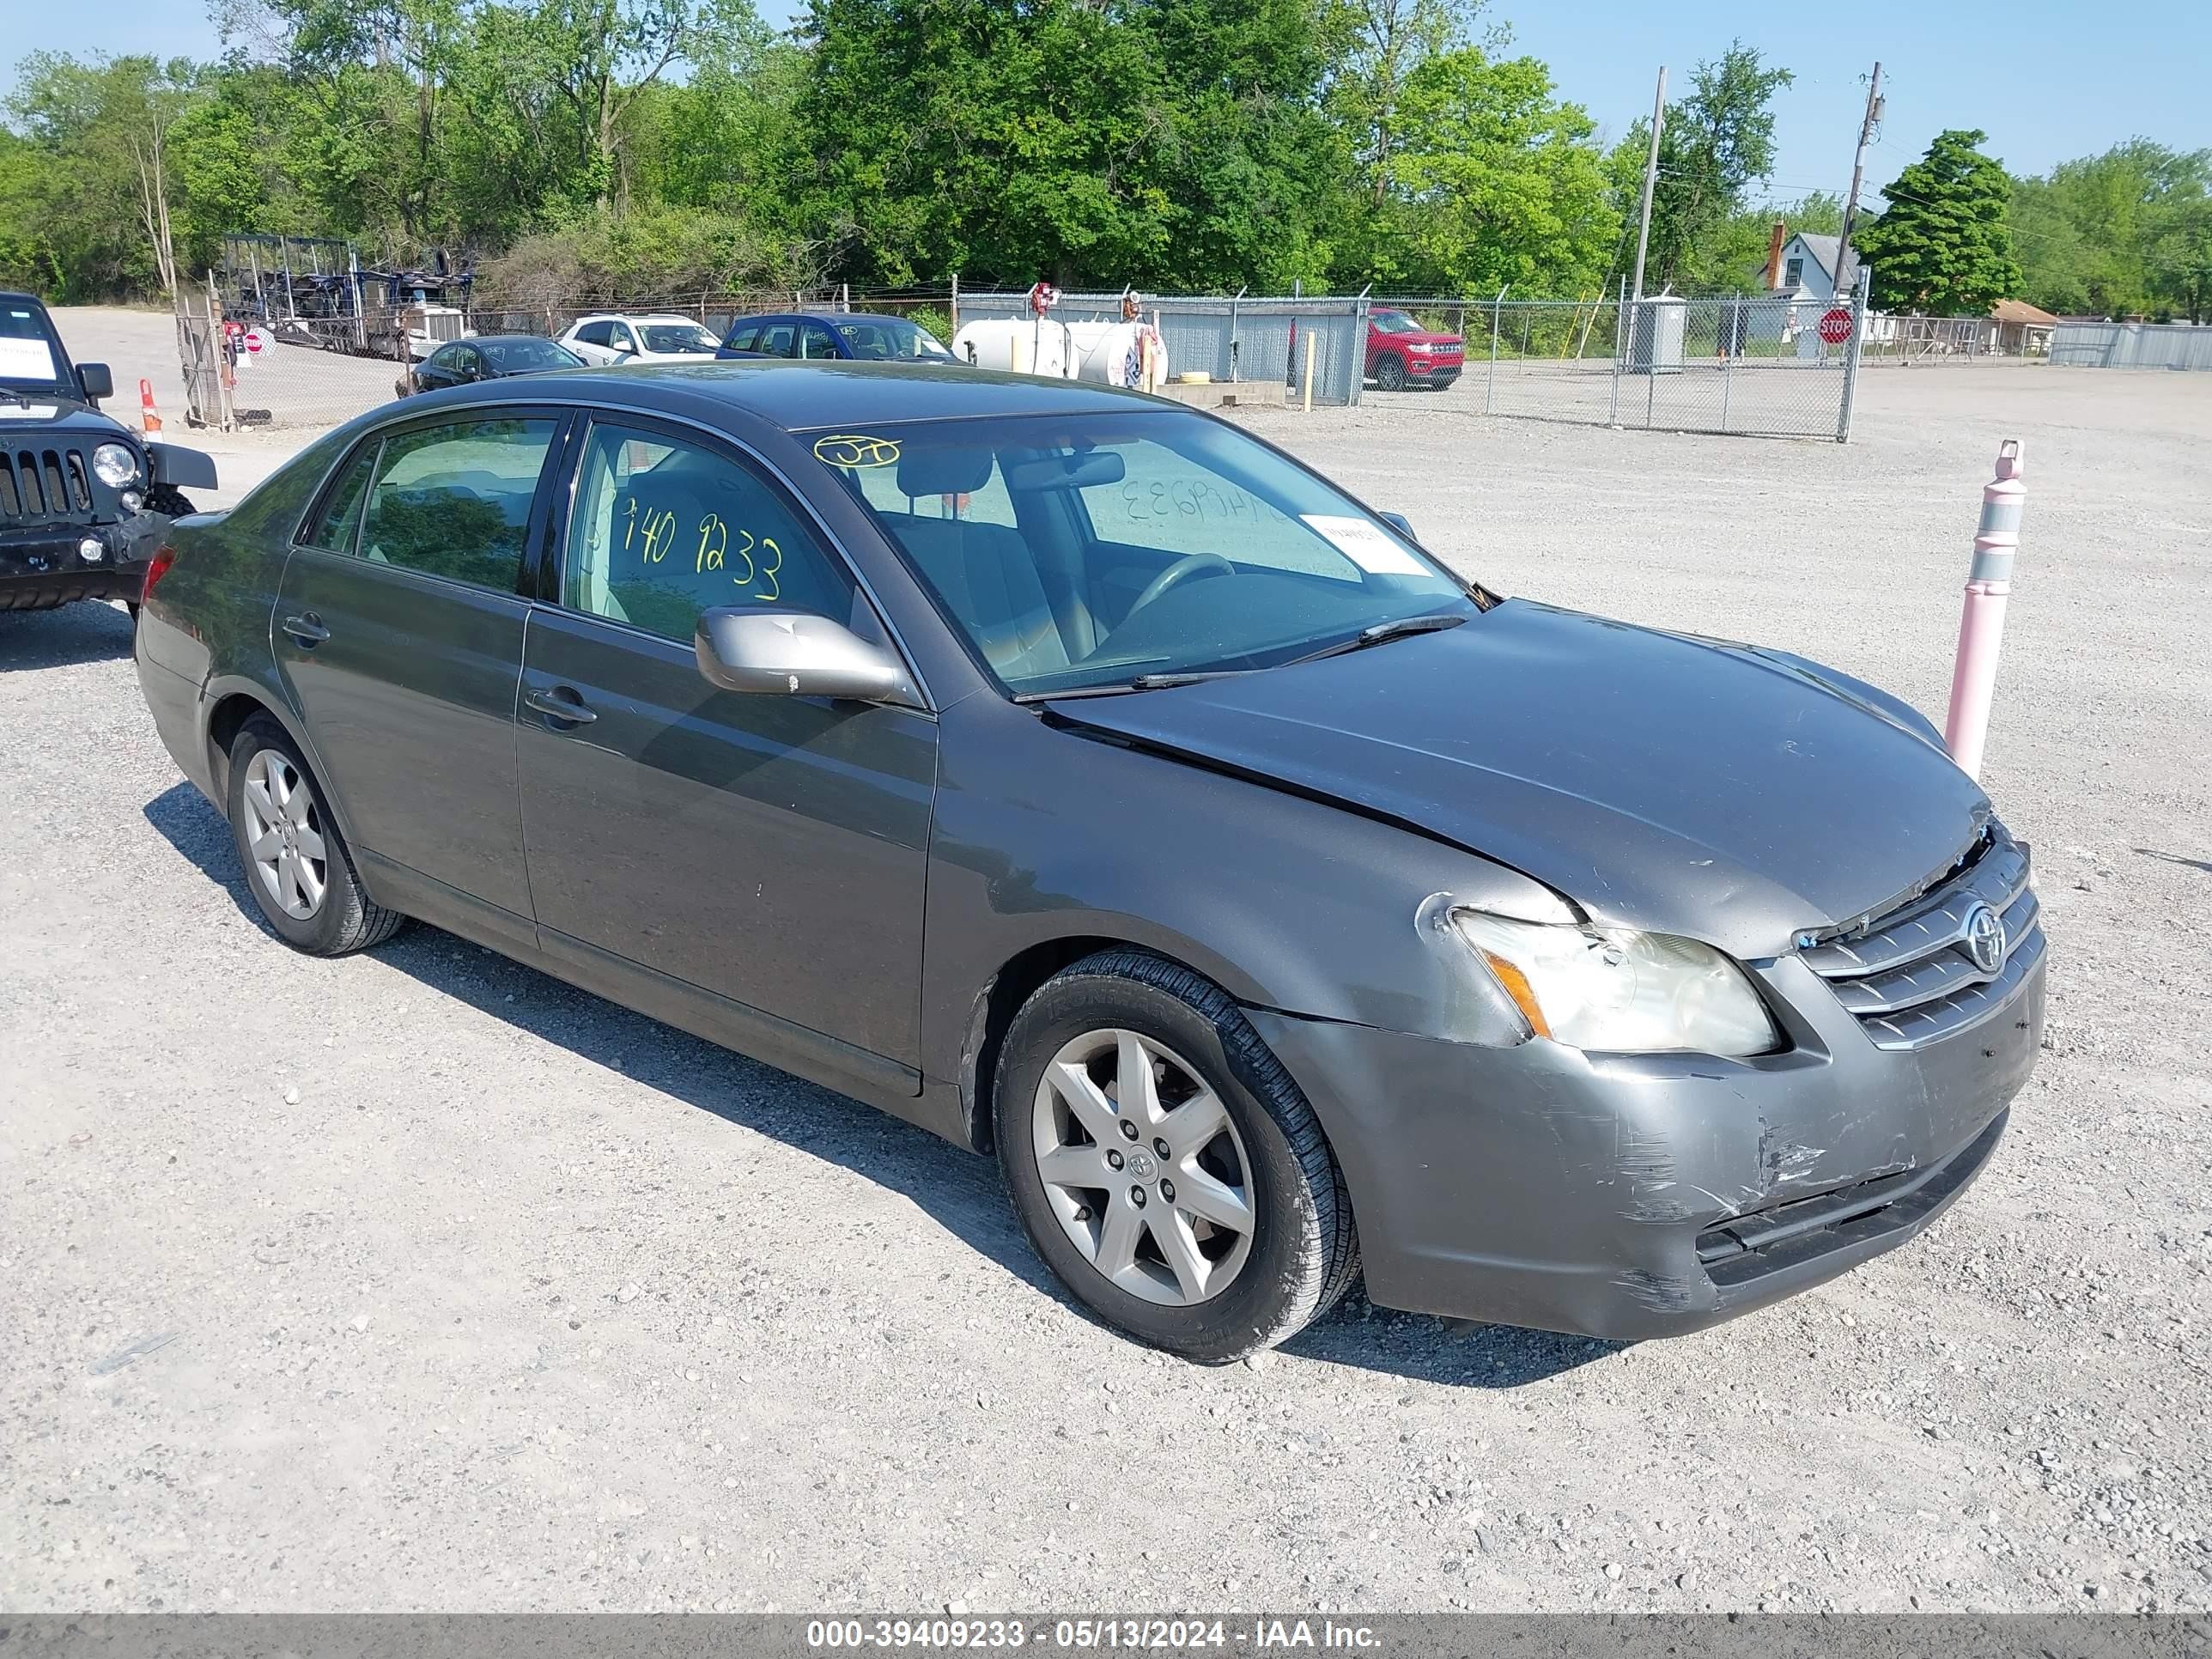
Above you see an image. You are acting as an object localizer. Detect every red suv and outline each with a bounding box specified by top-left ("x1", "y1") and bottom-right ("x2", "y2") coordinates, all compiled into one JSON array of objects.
[{"x1": 1366, "y1": 307, "x2": 1464, "y2": 391}]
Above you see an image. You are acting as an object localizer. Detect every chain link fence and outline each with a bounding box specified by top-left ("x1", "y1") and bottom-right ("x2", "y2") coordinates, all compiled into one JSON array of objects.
[
  {"x1": 175, "y1": 275, "x2": 444, "y2": 430},
  {"x1": 1376, "y1": 285, "x2": 1869, "y2": 441},
  {"x1": 167, "y1": 271, "x2": 1922, "y2": 439}
]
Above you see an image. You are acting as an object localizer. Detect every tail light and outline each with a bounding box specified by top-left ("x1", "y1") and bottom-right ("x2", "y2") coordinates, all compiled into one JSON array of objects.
[{"x1": 142, "y1": 544, "x2": 178, "y2": 605}]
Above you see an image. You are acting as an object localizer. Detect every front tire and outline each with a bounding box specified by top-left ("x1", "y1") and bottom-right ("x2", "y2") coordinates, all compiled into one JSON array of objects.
[
  {"x1": 225, "y1": 717, "x2": 405, "y2": 956},
  {"x1": 994, "y1": 950, "x2": 1358, "y2": 1363},
  {"x1": 145, "y1": 484, "x2": 196, "y2": 518},
  {"x1": 1374, "y1": 356, "x2": 1407, "y2": 392}
]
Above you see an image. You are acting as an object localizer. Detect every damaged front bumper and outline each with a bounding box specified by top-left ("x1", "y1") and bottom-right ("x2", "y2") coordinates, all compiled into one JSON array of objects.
[
  {"x1": 1, "y1": 516, "x2": 161, "y2": 611},
  {"x1": 1247, "y1": 945, "x2": 2045, "y2": 1340}
]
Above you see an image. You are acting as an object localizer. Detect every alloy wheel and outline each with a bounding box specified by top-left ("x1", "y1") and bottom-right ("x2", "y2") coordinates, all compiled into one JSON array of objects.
[
  {"x1": 240, "y1": 748, "x2": 329, "y2": 921},
  {"x1": 1030, "y1": 1028, "x2": 1256, "y2": 1306}
]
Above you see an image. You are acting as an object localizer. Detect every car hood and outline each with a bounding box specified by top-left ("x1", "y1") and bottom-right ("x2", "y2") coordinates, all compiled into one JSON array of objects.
[
  {"x1": 1046, "y1": 599, "x2": 1989, "y2": 957},
  {"x1": 0, "y1": 393, "x2": 132, "y2": 441},
  {"x1": 1390, "y1": 331, "x2": 1463, "y2": 349}
]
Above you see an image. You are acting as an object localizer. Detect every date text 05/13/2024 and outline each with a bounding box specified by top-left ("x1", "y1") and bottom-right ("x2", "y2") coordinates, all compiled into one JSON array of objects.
[{"x1": 805, "y1": 1620, "x2": 1383, "y2": 1650}]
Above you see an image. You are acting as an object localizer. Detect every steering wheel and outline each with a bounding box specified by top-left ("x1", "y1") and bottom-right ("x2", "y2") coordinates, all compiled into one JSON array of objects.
[{"x1": 1127, "y1": 551, "x2": 1235, "y2": 617}]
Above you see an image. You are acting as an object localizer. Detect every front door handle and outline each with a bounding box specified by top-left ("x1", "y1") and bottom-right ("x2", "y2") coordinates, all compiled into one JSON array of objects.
[
  {"x1": 523, "y1": 685, "x2": 598, "y2": 726},
  {"x1": 281, "y1": 612, "x2": 330, "y2": 647}
]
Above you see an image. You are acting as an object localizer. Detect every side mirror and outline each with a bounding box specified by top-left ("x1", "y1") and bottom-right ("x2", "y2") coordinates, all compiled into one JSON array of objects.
[
  {"x1": 1379, "y1": 510, "x2": 1417, "y2": 541},
  {"x1": 77, "y1": 362, "x2": 114, "y2": 402},
  {"x1": 695, "y1": 607, "x2": 920, "y2": 707}
]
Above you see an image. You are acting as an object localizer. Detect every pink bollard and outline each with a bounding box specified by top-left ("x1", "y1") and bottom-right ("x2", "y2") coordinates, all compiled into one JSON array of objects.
[{"x1": 1942, "y1": 440, "x2": 2026, "y2": 780}]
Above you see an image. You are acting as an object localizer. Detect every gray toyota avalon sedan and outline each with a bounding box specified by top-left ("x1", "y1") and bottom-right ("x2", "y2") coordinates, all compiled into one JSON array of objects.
[{"x1": 132, "y1": 361, "x2": 2045, "y2": 1362}]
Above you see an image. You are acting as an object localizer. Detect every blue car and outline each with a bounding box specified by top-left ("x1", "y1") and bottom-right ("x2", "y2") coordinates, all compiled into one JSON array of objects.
[{"x1": 717, "y1": 311, "x2": 957, "y2": 365}]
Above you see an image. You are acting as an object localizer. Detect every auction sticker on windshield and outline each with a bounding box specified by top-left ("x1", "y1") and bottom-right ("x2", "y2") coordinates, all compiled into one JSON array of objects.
[{"x1": 1302, "y1": 514, "x2": 1426, "y2": 574}]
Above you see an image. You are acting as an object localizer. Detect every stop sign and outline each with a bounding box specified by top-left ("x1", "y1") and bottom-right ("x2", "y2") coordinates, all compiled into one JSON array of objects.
[{"x1": 1818, "y1": 307, "x2": 1854, "y2": 345}]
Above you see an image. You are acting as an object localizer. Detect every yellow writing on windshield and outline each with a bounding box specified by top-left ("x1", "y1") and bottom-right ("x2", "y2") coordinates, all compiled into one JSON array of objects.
[{"x1": 813, "y1": 433, "x2": 902, "y2": 469}]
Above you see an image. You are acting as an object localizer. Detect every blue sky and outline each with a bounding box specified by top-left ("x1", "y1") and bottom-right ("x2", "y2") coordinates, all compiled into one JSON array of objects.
[{"x1": 3, "y1": 0, "x2": 2203, "y2": 206}]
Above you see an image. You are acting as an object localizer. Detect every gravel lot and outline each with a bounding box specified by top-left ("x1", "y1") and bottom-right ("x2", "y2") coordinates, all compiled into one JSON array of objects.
[{"x1": 3, "y1": 342, "x2": 2208, "y2": 1615}]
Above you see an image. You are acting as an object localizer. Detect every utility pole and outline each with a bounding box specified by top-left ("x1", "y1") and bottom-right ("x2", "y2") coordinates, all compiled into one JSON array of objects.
[
  {"x1": 1629, "y1": 65, "x2": 1668, "y2": 302},
  {"x1": 1834, "y1": 62, "x2": 1884, "y2": 301}
]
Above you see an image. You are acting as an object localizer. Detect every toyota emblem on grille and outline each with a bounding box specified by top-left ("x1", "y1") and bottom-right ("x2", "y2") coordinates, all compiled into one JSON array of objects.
[{"x1": 1963, "y1": 902, "x2": 2006, "y2": 975}]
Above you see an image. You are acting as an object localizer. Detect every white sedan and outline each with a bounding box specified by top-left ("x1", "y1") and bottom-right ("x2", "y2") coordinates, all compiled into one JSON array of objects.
[{"x1": 557, "y1": 313, "x2": 722, "y2": 366}]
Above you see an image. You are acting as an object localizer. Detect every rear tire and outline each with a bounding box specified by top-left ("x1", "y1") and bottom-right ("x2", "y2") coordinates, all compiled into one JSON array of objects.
[
  {"x1": 225, "y1": 716, "x2": 406, "y2": 957},
  {"x1": 994, "y1": 949, "x2": 1358, "y2": 1363}
]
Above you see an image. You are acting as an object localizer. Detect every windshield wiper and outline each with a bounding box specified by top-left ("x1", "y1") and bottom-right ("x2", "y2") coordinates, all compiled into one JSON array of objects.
[
  {"x1": 1017, "y1": 669, "x2": 1248, "y2": 702},
  {"x1": 1130, "y1": 668, "x2": 1258, "y2": 689},
  {"x1": 1283, "y1": 611, "x2": 1468, "y2": 668},
  {"x1": 1018, "y1": 620, "x2": 1467, "y2": 703}
]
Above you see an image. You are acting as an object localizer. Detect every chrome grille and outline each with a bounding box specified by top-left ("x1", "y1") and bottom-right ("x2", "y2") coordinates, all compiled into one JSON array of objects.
[
  {"x1": 0, "y1": 446, "x2": 94, "y2": 526},
  {"x1": 1803, "y1": 829, "x2": 2045, "y2": 1051}
]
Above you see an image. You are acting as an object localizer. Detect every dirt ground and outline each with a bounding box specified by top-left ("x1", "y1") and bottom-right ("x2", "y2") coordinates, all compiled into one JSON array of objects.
[{"x1": 3, "y1": 337, "x2": 2208, "y2": 1615}]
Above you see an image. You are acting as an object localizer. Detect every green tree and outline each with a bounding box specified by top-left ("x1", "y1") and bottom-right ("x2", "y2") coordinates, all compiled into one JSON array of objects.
[
  {"x1": 1607, "y1": 44, "x2": 1793, "y2": 292},
  {"x1": 2148, "y1": 194, "x2": 2212, "y2": 321},
  {"x1": 1370, "y1": 48, "x2": 1616, "y2": 295},
  {"x1": 6, "y1": 53, "x2": 204, "y2": 296},
  {"x1": 2010, "y1": 140, "x2": 2211, "y2": 319},
  {"x1": 793, "y1": 0, "x2": 1339, "y2": 290},
  {"x1": 1856, "y1": 129, "x2": 2022, "y2": 314},
  {"x1": 1322, "y1": 0, "x2": 1484, "y2": 210}
]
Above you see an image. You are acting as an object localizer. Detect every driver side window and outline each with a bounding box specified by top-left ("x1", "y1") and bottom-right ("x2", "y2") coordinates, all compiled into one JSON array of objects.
[{"x1": 561, "y1": 422, "x2": 860, "y2": 644}]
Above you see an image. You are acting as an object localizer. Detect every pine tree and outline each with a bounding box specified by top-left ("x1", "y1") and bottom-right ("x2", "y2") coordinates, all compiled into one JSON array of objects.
[{"x1": 1856, "y1": 130, "x2": 2024, "y2": 314}]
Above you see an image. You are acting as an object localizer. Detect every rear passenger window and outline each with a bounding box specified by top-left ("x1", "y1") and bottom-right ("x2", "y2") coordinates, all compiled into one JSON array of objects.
[
  {"x1": 300, "y1": 444, "x2": 378, "y2": 553},
  {"x1": 562, "y1": 422, "x2": 858, "y2": 642},
  {"x1": 358, "y1": 417, "x2": 556, "y2": 591}
]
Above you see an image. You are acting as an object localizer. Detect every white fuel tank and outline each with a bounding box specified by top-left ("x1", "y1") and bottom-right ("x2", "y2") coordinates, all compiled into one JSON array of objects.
[{"x1": 951, "y1": 318, "x2": 1166, "y2": 386}]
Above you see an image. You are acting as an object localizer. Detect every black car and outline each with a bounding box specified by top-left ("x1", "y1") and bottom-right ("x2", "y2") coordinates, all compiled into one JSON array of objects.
[
  {"x1": 717, "y1": 311, "x2": 957, "y2": 364},
  {"x1": 2, "y1": 292, "x2": 218, "y2": 614},
  {"x1": 404, "y1": 335, "x2": 586, "y2": 397}
]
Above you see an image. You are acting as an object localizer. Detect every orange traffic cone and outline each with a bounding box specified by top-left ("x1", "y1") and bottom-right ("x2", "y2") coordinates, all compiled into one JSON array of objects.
[{"x1": 139, "y1": 378, "x2": 162, "y2": 435}]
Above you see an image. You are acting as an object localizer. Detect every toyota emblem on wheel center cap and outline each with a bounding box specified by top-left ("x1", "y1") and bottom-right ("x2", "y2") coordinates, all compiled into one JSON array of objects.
[
  {"x1": 1963, "y1": 902, "x2": 2006, "y2": 975},
  {"x1": 1126, "y1": 1148, "x2": 1157, "y2": 1181}
]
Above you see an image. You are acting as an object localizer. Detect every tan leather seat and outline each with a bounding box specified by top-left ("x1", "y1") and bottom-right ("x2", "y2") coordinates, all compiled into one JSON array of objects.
[
  {"x1": 883, "y1": 449, "x2": 1073, "y2": 680},
  {"x1": 890, "y1": 514, "x2": 1072, "y2": 679}
]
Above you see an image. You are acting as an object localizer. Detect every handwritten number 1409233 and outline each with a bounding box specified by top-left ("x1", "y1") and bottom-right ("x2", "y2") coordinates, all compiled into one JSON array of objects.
[{"x1": 623, "y1": 495, "x2": 782, "y2": 602}]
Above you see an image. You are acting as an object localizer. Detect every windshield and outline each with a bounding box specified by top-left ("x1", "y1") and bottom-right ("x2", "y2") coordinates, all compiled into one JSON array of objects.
[
  {"x1": 641, "y1": 323, "x2": 720, "y2": 354},
  {"x1": 0, "y1": 302, "x2": 72, "y2": 395},
  {"x1": 836, "y1": 318, "x2": 955, "y2": 362},
  {"x1": 480, "y1": 337, "x2": 583, "y2": 372},
  {"x1": 815, "y1": 410, "x2": 1476, "y2": 697},
  {"x1": 1371, "y1": 310, "x2": 1424, "y2": 335}
]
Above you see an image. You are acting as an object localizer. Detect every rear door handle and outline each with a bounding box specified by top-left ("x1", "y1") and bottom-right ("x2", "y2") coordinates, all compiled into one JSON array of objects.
[
  {"x1": 523, "y1": 685, "x2": 598, "y2": 726},
  {"x1": 281, "y1": 612, "x2": 330, "y2": 646}
]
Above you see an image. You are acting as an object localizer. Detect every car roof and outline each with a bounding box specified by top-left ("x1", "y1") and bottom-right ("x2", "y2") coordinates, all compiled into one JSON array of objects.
[
  {"x1": 744, "y1": 312, "x2": 923, "y2": 327},
  {"x1": 464, "y1": 334, "x2": 566, "y2": 344},
  {"x1": 428, "y1": 359, "x2": 1161, "y2": 428}
]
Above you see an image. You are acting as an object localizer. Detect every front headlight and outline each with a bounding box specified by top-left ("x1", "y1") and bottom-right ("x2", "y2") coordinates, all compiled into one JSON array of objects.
[
  {"x1": 92, "y1": 443, "x2": 140, "y2": 488},
  {"x1": 1452, "y1": 910, "x2": 1781, "y2": 1055}
]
